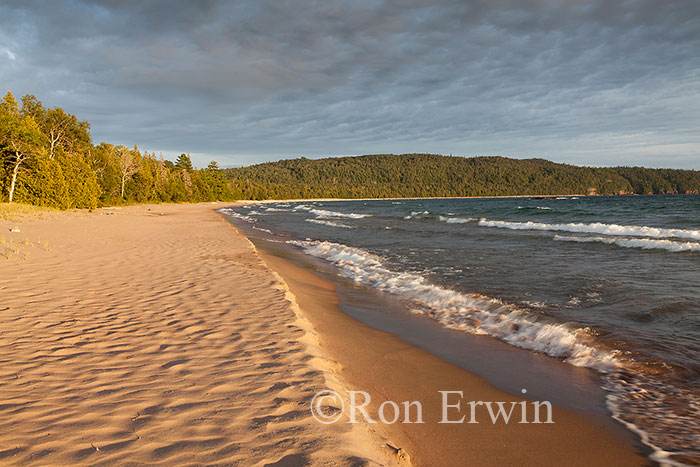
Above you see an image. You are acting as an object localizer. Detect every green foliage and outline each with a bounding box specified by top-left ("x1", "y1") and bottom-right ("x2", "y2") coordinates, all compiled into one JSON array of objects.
[
  {"x1": 0, "y1": 91, "x2": 236, "y2": 208},
  {"x1": 176, "y1": 153, "x2": 193, "y2": 172},
  {"x1": 223, "y1": 154, "x2": 700, "y2": 199},
  {"x1": 55, "y1": 151, "x2": 101, "y2": 208},
  {"x1": 16, "y1": 156, "x2": 69, "y2": 208},
  {"x1": 5, "y1": 90, "x2": 697, "y2": 207}
]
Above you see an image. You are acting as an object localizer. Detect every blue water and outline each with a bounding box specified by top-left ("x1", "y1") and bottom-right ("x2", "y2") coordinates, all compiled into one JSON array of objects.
[{"x1": 222, "y1": 195, "x2": 700, "y2": 465}]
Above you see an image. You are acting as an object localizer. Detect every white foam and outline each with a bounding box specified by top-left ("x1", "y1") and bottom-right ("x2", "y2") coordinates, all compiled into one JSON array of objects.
[
  {"x1": 305, "y1": 218, "x2": 354, "y2": 229},
  {"x1": 309, "y1": 208, "x2": 370, "y2": 219},
  {"x1": 404, "y1": 210, "x2": 431, "y2": 220},
  {"x1": 478, "y1": 219, "x2": 700, "y2": 240},
  {"x1": 290, "y1": 236, "x2": 696, "y2": 464},
  {"x1": 603, "y1": 374, "x2": 699, "y2": 467},
  {"x1": 568, "y1": 297, "x2": 581, "y2": 306},
  {"x1": 218, "y1": 208, "x2": 255, "y2": 223},
  {"x1": 554, "y1": 235, "x2": 700, "y2": 252},
  {"x1": 289, "y1": 240, "x2": 619, "y2": 371},
  {"x1": 438, "y1": 216, "x2": 477, "y2": 224},
  {"x1": 293, "y1": 204, "x2": 313, "y2": 211},
  {"x1": 264, "y1": 207, "x2": 289, "y2": 212}
]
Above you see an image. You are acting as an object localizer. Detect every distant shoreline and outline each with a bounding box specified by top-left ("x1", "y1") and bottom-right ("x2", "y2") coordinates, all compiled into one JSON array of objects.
[
  {"x1": 247, "y1": 194, "x2": 587, "y2": 203},
  {"x1": 239, "y1": 192, "x2": 699, "y2": 204}
]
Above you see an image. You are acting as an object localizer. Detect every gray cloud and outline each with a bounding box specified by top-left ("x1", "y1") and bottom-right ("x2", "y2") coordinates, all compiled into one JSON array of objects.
[{"x1": 0, "y1": 0, "x2": 699, "y2": 168}]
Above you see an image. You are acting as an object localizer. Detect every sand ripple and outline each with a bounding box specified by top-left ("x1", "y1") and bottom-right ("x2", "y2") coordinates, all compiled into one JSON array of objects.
[{"x1": 0, "y1": 204, "x2": 391, "y2": 466}]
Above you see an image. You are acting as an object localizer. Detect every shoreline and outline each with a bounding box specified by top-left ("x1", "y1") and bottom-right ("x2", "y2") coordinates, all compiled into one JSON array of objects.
[
  {"x1": 248, "y1": 195, "x2": 587, "y2": 203},
  {"x1": 230, "y1": 214, "x2": 649, "y2": 466},
  {"x1": 0, "y1": 202, "x2": 650, "y2": 465},
  {"x1": 241, "y1": 192, "x2": 698, "y2": 204}
]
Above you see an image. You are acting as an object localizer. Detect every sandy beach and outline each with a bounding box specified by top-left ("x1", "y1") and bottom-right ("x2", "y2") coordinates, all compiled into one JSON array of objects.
[
  {"x1": 1, "y1": 203, "x2": 647, "y2": 466},
  {"x1": 0, "y1": 203, "x2": 392, "y2": 466}
]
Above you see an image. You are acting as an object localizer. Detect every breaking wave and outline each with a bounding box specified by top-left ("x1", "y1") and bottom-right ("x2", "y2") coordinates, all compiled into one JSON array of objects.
[
  {"x1": 554, "y1": 235, "x2": 700, "y2": 252},
  {"x1": 288, "y1": 238, "x2": 700, "y2": 465},
  {"x1": 478, "y1": 219, "x2": 700, "y2": 240},
  {"x1": 218, "y1": 208, "x2": 255, "y2": 223},
  {"x1": 289, "y1": 239, "x2": 618, "y2": 371}
]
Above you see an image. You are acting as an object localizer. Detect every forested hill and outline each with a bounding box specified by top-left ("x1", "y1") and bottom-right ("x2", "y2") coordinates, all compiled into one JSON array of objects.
[{"x1": 222, "y1": 154, "x2": 700, "y2": 200}]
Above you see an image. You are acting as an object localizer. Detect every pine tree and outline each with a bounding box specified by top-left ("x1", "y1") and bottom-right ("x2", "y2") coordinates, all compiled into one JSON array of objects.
[{"x1": 176, "y1": 153, "x2": 193, "y2": 171}]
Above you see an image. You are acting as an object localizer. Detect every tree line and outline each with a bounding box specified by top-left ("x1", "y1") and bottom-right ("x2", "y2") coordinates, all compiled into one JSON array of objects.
[
  {"x1": 0, "y1": 91, "x2": 234, "y2": 208},
  {"x1": 223, "y1": 154, "x2": 700, "y2": 200},
  {"x1": 4, "y1": 90, "x2": 700, "y2": 207}
]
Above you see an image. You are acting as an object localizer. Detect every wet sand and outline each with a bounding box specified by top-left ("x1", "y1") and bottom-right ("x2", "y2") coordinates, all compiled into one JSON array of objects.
[{"x1": 253, "y1": 236, "x2": 649, "y2": 467}]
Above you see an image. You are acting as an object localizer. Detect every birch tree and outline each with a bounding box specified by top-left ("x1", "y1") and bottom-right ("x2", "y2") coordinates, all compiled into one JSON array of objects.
[
  {"x1": 43, "y1": 108, "x2": 72, "y2": 158},
  {"x1": 115, "y1": 145, "x2": 140, "y2": 199},
  {"x1": 1, "y1": 92, "x2": 46, "y2": 203}
]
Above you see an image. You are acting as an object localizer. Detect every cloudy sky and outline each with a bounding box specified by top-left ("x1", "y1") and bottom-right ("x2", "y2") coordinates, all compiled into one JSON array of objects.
[{"x1": 1, "y1": 0, "x2": 699, "y2": 169}]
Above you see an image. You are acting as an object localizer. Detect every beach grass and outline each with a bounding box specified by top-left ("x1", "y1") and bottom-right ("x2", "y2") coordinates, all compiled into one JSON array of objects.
[{"x1": 0, "y1": 202, "x2": 59, "y2": 220}]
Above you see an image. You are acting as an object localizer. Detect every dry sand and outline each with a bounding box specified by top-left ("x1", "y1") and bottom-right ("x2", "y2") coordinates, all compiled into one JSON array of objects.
[
  {"x1": 0, "y1": 203, "x2": 647, "y2": 466},
  {"x1": 0, "y1": 203, "x2": 395, "y2": 466}
]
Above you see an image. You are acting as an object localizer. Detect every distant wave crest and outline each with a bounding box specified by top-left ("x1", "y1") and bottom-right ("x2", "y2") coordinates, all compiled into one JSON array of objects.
[
  {"x1": 309, "y1": 208, "x2": 371, "y2": 219},
  {"x1": 554, "y1": 235, "x2": 700, "y2": 252},
  {"x1": 305, "y1": 218, "x2": 355, "y2": 229},
  {"x1": 438, "y1": 216, "x2": 477, "y2": 224},
  {"x1": 478, "y1": 219, "x2": 700, "y2": 240}
]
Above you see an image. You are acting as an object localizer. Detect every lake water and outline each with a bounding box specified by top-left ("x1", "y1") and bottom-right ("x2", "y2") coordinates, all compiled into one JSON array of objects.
[{"x1": 221, "y1": 194, "x2": 700, "y2": 465}]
